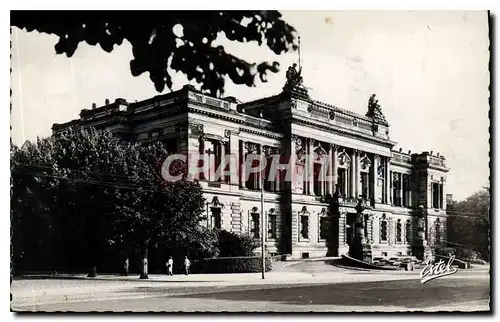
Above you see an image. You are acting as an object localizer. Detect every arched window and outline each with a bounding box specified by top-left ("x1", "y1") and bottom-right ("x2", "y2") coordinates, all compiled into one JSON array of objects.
[
  {"x1": 299, "y1": 206, "x2": 309, "y2": 240},
  {"x1": 405, "y1": 220, "x2": 411, "y2": 243},
  {"x1": 380, "y1": 214, "x2": 388, "y2": 242},
  {"x1": 396, "y1": 219, "x2": 402, "y2": 243}
]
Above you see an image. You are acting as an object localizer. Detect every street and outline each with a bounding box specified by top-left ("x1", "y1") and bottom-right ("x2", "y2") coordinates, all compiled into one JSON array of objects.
[{"x1": 11, "y1": 261, "x2": 490, "y2": 312}]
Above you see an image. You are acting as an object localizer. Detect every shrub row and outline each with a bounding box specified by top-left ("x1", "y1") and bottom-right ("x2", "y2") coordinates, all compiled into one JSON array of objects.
[
  {"x1": 190, "y1": 256, "x2": 272, "y2": 274},
  {"x1": 434, "y1": 247, "x2": 484, "y2": 262}
]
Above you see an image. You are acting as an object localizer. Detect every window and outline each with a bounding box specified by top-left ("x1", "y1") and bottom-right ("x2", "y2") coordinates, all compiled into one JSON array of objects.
[
  {"x1": 313, "y1": 162, "x2": 323, "y2": 196},
  {"x1": 246, "y1": 158, "x2": 260, "y2": 190},
  {"x1": 439, "y1": 184, "x2": 444, "y2": 209},
  {"x1": 263, "y1": 156, "x2": 273, "y2": 191},
  {"x1": 435, "y1": 219, "x2": 441, "y2": 245},
  {"x1": 361, "y1": 173, "x2": 369, "y2": 200},
  {"x1": 268, "y1": 213, "x2": 277, "y2": 239},
  {"x1": 337, "y1": 168, "x2": 346, "y2": 196},
  {"x1": 300, "y1": 215, "x2": 309, "y2": 239},
  {"x1": 319, "y1": 217, "x2": 329, "y2": 240},
  {"x1": 166, "y1": 138, "x2": 178, "y2": 153},
  {"x1": 432, "y1": 182, "x2": 440, "y2": 209},
  {"x1": 396, "y1": 219, "x2": 402, "y2": 243},
  {"x1": 392, "y1": 173, "x2": 402, "y2": 206},
  {"x1": 250, "y1": 213, "x2": 260, "y2": 238},
  {"x1": 380, "y1": 215, "x2": 388, "y2": 242},
  {"x1": 405, "y1": 220, "x2": 411, "y2": 243}
]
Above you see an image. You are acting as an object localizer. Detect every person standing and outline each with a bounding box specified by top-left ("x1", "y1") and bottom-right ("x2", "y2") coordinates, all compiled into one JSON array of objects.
[
  {"x1": 167, "y1": 256, "x2": 174, "y2": 276},
  {"x1": 184, "y1": 256, "x2": 191, "y2": 275}
]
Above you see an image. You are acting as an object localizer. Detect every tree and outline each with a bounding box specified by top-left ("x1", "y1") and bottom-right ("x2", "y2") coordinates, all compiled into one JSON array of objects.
[
  {"x1": 11, "y1": 11, "x2": 298, "y2": 97},
  {"x1": 114, "y1": 142, "x2": 218, "y2": 279},
  {"x1": 447, "y1": 188, "x2": 490, "y2": 261}
]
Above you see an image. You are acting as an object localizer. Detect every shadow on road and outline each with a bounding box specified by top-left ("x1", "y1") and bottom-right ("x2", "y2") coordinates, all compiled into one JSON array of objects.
[{"x1": 159, "y1": 279, "x2": 490, "y2": 309}]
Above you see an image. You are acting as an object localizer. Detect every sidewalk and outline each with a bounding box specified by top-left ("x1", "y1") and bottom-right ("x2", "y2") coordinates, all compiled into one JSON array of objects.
[{"x1": 11, "y1": 266, "x2": 489, "y2": 309}]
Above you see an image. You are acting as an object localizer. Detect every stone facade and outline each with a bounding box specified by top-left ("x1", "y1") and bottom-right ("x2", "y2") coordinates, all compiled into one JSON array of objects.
[{"x1": 52, "y1": 69, "x2": 449, "y2": 260}]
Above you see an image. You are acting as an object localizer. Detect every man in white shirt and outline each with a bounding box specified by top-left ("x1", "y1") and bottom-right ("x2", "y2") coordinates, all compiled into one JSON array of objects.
[
  {"x1": 184, "y1": 256, "x2": 191, "y2": 275},
  {"x1": 167, "y1": 256, "x2": 173, "y2": 276}
]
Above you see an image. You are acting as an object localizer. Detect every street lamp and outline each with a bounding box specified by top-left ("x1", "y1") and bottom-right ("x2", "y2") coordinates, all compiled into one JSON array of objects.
[{"x1": 260, "y1": 150, "x2": 265, "y2": 279}]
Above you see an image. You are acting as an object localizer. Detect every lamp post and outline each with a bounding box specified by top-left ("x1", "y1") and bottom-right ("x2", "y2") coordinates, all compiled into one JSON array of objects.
[{"x1": 261, "y1": 149, "x2": 265, "y2": 279}]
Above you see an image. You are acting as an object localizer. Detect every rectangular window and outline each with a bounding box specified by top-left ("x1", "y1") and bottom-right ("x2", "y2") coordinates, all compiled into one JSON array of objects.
[
  {"x1": 264, "y1": 157, "x2": 273, "y2": 192},
  {"x1": 319, "y1": 217, "x2": 329, "y2": 240},
  {"x1": 246, "y1": 158, "x2": 259, "y2": 190},
  {"x1": 300, "y1": 215, "x2": 309, "y2": 239},
  {"x1": 361, "y1": 173, "x2": 369, "y2": 200},
  {"x1": 250, "y1": 213, "x2": 260, "y2": 238},
  {"x1": 313, "y1": 163, "x2": 323, "y2": 196},
  {"x1": 380, "y1": 221, "x2": 388, "y2": 242},
  {"x1": 405, "y1": 220, "x2": 411, "y2": 243},
  {"x1": 268, "y1": 214, "x2": 277, "y2": 239},
  {"x1": 337, "y1": 168, "x2": 346, "y2": 196},
  {"x1": 396, "y1": 221, "x2": 402, "y2": 243},
  {"x1": 439, "y1": 184, "x2": 443, "y2": 209},
  {"x1": 393, "y1": 173, "x2": 402, "y2": 206},
  {"x1": 432, "y1": 183, "x2": 439, "y2": 209}
]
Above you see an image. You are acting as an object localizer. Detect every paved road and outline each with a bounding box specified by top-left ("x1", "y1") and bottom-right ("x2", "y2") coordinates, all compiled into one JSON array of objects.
[{"x1": 14, "y1": 272, "x2": 490, "y2": 312}]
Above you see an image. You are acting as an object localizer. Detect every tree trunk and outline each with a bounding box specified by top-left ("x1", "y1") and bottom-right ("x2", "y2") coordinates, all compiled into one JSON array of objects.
[
  {"x1": 139, "y1": 245, "x2": 148, "y2": 279},
  {"x1": 88, "y1": 265, "x2": 97, "y2": 278}
]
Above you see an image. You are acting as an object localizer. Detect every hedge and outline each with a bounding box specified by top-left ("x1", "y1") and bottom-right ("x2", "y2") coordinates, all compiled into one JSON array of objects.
[
  {"x1": 434, "y1": 247, "x2": 484, "y2": 262},
  {"x1": 189, "y1": 256, "x2": 272, "y2": 274}
]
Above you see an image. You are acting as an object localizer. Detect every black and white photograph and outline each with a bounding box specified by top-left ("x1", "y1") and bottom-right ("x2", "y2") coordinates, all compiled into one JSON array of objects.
[{"x1": 8, "y1": 7, "x2": 492, "y2": 313}]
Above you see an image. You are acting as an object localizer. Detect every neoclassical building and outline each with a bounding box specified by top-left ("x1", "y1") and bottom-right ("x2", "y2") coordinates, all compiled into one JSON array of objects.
[{"x1": 53, "y1": 66, "x2": 449, "y2": 260}]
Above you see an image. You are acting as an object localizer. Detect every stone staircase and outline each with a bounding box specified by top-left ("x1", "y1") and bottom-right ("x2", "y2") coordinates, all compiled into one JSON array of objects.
[{"x1": 371, "y1": 255, "x2": 426, "y2": 270}]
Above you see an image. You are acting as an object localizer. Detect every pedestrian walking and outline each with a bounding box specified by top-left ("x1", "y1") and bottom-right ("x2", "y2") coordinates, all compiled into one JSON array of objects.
[
  {"x1": 184, "y1": 256, "x2": 191, "y2": 275},
  {"x1": 167, "y1": 256, "x2": 173, "y2": 276}
]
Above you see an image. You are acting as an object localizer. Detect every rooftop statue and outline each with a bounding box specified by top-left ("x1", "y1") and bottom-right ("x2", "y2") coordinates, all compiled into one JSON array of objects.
[
  {"x1": 366, "y1": 94, "x2": 388, "y2": 126},
  {"x1": 283, "y1": 63, "x2": 304, "y2": 91}
]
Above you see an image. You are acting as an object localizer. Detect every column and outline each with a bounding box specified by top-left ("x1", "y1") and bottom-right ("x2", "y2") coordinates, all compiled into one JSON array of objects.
[
  {"x1": 290, "y1": 137, "x2": 297, "y2": 192},
  {"x1": 385, "y1": 157, "x2": 391, "y2": 204},
  {"x1": 326, "y1": 145, "x2": 333, "y2": 195},
  {"x1": 371, "y1": 155, "x2": 378, "y2": 202},
  {"x1": 273, "y1": 148, "x2": 279, "y2": 192},
  {"x1": 356, "y1": 151, "x2": 362, "y2": 199},
  {"x1": 344, "y1": 169, "x2": 349, "y2": 197},
  {"x1": 350, "y1": 150, "x2": 356, "y2": 198},
  {"x1": 229, "y1": 133, "x2": 239, "y2": 186},
  {"x1": 332, "y1": 144, "x2": 339, "y2": 193},
  {"x1": 399, "y1": 173, "x2": 403, "y2": 206},
  {"x1": 239, "y1": 140, "x2": 246, "y2": 188},
  {"x1": 219, "y1": 141, "x2": 225, "y2": 182},
  {"x1": 408, "y1": 176, "x2": 412, "y2": 207},
  {"x1": 258, "y1": 144, "x2": 263, "y2": 190},
  {"x1": 308, "y1": 139, "x2": 314, "y2": 195}
]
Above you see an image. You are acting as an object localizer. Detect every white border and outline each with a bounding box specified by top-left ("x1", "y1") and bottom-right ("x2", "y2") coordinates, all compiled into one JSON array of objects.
[{"x1": 2, "y1": 1, "x2": 497, "y2": 321}]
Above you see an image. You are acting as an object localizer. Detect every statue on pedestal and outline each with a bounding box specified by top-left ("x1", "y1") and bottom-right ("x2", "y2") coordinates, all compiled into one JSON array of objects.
[
  {"x1": 366, "y1": 94, "x2": 388, "y2": 125},
  {"x1": 283, "y1": 63, "x2": 305, "y2": 93}
]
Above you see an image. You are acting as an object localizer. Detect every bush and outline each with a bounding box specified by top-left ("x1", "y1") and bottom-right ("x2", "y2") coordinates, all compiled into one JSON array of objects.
[
  {"x1": 218, "y1": 230, "x2": 260, "y2": 257},
  {"x1": 471, "y1": 259, "x2": 487, "y2": 265},
  {"x1": 434, "y1": 247, "x2": 484, "y2": 262},
  {"x1": 434, "y1": 247, "x2": 456, "y2": 257},
  {"x1": 190, "y1": 256, "x2": 272, "y2": 274}
]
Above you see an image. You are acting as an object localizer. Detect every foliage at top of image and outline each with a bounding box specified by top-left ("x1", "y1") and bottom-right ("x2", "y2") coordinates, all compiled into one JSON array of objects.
[{"x1": 11, "y1": 11, "x2": 298, "y2": 97}]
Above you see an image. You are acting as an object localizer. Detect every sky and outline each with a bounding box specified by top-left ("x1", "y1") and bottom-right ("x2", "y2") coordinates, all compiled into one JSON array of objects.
[{"x1": 10, "y1": 10, "x2": 490, "y2": 201}]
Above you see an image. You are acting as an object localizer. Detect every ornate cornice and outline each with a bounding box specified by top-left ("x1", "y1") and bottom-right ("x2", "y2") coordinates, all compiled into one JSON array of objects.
[{"x1": 293, "y1": 116, "x2": 396, "y2": 148}]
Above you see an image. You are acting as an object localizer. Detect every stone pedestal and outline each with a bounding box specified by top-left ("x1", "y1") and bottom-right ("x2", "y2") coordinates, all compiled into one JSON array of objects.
[{"x1": 362, "y1": 243, "x2": 373, "y2": 264}]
